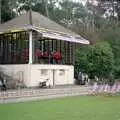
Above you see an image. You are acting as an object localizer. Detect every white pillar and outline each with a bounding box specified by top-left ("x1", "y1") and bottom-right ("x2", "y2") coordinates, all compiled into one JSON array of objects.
[{"x1": 29, "y1": 31, "x2": 33, "y2": 64}]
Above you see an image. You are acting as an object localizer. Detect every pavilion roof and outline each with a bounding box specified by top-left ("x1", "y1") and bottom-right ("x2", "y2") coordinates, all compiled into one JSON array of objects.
[{"x1": 0, "y1": 10, "x2": 89, "y2": 45}]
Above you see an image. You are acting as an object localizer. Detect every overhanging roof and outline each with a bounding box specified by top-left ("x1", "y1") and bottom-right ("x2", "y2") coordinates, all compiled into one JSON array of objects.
[{"x1": 0, "y1": 10, "x2": 90, "y2": 45}]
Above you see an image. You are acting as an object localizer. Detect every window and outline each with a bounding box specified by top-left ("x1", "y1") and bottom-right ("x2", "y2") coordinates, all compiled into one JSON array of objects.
[
  {"x1": 41, "y1": 69, "x2": 48, "y2": 75},
  {"x1": 0, "y1": 31, "x2": 29, "y2": 64},
  {"x1": 59, "y1": 69, "x2": 65, "y2": 76}
]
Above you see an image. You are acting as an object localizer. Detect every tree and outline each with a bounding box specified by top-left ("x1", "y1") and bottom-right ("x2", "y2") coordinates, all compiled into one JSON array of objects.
[
  {"x1": 88, "y1": 0, "x2": 120, "y2": 21},
  {"x1": 75, "y1": 42, "x2": 114, "y2": 82},
  {"x1": 99, "y1": 22, "x2": 120, "y2": 79},
  {"x1": 1, "y1": 0, "x2": 16, "y2": 23}
]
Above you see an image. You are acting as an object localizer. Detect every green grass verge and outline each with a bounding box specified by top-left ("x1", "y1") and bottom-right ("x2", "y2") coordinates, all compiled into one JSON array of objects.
[{"x1": 0, "y1": 96, "x2": 120, "y2": 120}]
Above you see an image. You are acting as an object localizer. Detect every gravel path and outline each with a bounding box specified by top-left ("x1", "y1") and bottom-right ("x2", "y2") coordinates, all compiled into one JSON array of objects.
[{"x1": 0, "y1": 85, "x2": 89, "y2": 104}]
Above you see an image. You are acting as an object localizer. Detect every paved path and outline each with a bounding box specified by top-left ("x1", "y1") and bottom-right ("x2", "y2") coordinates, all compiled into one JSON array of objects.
[{"x1": 0, "y1": 85, "x2": 89, "y2": 104}]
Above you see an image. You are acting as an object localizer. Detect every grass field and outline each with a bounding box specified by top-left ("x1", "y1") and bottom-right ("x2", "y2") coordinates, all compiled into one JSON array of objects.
[{"x1": 0, "y1": 96, "x2": 120, "y2": 120}]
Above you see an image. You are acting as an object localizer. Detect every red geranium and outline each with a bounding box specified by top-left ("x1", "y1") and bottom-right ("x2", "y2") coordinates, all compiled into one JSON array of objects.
[
  {"x1": 54, "y1": 51, "x2": 62, "y2": 61},
  {"x1": 43, "y1": 51, "x2": 49, "y2": 58},
  {"x1": 34, "y1": 49, "x2": 43, "y2": 58}
]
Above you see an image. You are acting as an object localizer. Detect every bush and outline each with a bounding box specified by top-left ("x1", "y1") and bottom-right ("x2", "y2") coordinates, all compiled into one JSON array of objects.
[{"x1": 75, "y1": 42, "x2": 114, "y2": 83}]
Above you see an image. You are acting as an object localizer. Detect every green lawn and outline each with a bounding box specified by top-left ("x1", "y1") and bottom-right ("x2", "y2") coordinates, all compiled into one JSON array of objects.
[{"x1": 0, "y1": 96, "x2": 120, "y2": 120}]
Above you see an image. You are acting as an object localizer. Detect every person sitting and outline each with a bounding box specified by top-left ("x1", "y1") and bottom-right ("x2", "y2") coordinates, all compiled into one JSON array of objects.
[
  {"x1": 0, "y1": 76, "x2": 7, "y2": 91},
  {"x1": 39, "y1": 78, "x2": 50, "y2": 88}
]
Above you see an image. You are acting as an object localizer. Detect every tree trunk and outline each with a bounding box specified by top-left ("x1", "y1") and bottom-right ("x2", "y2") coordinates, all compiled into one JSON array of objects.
[
  {"x1": 111, "y1": 0, "x2": 115, "y2": 18},
  {"x1": 44, "y1": 0, "x2": 49, "y2": 18},
  {"x1": 0, "y1": 0, "x2": 1, "y2": 24}
]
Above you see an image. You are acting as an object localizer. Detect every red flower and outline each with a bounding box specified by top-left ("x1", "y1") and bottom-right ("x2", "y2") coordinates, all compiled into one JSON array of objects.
[
  {"x1": 43, "y1": 52, "x2": 49, "y2": 58},
  {"x1": 54, "y1": 51, "x2": 62, "y2": 60},
  {"x1": 34, "y1": 49, "x2": 43, "y2": 58}
]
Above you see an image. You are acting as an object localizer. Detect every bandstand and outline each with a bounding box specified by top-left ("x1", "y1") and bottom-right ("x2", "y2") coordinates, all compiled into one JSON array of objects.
[{"x1": 0, "y1": 11, "x2": 89, "y2": 87}]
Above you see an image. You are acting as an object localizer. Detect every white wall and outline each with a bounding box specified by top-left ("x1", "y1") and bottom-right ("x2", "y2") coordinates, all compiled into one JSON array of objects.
[{"x1": 0, "y1": 64, "x2": 74, "y2": 87}]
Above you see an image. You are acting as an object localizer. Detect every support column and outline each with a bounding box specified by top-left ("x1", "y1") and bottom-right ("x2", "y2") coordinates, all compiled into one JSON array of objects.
[
  {"x1": 29, "y1": 31, "x2": 33, "y2": 64},
  {"x1": 73, "y1": 43, "x2": 75, "y2": 65}
]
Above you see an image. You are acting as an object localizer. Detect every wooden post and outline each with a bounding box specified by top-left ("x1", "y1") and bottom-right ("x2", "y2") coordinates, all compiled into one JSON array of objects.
[
  {"x1": 29, "y1": 31, "x2": 33, "y2": 64},
  {"x1": 72, "y1": 43, "x2": 75, "y2": 65}
]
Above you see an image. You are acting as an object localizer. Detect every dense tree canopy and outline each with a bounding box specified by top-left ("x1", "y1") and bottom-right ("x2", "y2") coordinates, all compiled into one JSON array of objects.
[{"x1": 75, "y1": 42, "x2": 114, "y2": 80}]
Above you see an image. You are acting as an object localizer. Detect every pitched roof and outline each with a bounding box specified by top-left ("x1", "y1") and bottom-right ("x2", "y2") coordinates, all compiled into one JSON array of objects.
[
  {"x1": 0, "y1": 10, "x2": 90, "y2": 44},
  {"x1": 0, "y1": 11, "x2": 30, "y2": 32}
]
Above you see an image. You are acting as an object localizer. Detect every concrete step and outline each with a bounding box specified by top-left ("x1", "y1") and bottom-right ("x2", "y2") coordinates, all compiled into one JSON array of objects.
[{"x1": 0, "y1": 86, "x2": 89, "y2": 103}]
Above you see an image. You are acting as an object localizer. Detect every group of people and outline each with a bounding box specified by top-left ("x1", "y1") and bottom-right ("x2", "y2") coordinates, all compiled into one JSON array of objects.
[
  {"x1": 77, "y1": 71, "x2": 120, "y2": 95},
  {"x1": 89, "y1": 82, "x2": 120, "y2": 95},
  {"x1": 78, "y1": 72, "x2": 89, "y2": 85}
]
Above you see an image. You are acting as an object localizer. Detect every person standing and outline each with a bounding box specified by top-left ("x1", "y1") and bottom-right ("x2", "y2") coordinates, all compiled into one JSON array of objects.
[{"x1": 78, "y1": 72, "x2": 83, "y2": 85}]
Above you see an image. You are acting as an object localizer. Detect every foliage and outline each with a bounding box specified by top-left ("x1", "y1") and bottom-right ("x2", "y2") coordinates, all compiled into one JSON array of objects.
[
  {"x1": 87, "y1": 0, "x2": 120, "y2": 20},
  {"x1": 75, "y1": 42, "x2": 114, "y2": 79},
  {"x1": 99, "y1": 22, "x2": 120, "y2": 78},
  {"x1": 1, "y1": 0, "x2": 16, "y2": 23},
  {"x1": 85, "y1": 0, "x2": 120, "y2": 79}
]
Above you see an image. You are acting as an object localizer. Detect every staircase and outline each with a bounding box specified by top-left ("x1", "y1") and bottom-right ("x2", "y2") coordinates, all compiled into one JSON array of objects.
[{"x1": 0, "y1": 85, "x2": 89, "y2": 103}]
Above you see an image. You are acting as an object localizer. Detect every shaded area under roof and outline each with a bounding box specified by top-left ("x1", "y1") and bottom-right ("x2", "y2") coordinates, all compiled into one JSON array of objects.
[{"x1": 0, "y1": 10, "x2": 90, "y2": 45}]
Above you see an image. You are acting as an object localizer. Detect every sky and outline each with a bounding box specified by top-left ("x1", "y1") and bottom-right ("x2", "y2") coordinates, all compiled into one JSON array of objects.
[{"x1": 72, "y1": 0, "x2": 87, "y2": 5}]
